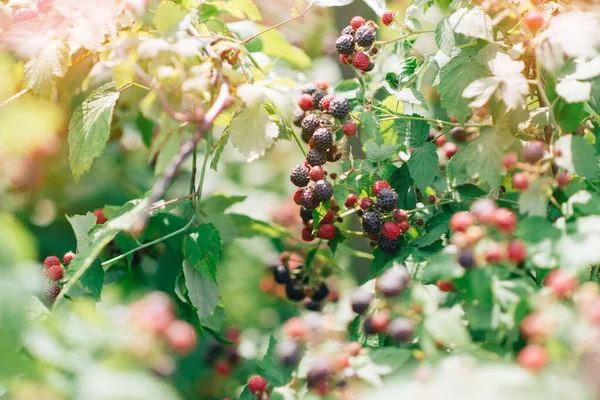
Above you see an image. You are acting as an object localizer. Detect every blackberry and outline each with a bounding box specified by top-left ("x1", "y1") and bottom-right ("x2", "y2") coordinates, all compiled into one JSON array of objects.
[
  {"x1": 293, "y1": 110, "x2": 305, "y2": 127},
  {"x1": 306, "y1": 364, "x2": 333, "y2": 388},
  {"x1": 273, "y1": 265, "x2": 291, "y2": 284},
  {"x1": 286, "y1": 281, "x2": 305, "y2": 301},
  {"x1": 205, "y1": 340, "x2": 224, "y2": 364},
  {"x1": 362, "y1": 211, "x2": 382, "y2": 234},
  {"x1": 300, "y1": 206, "x2": 313, "y2": 221},
  {"x1": 43, "y1": 282, "x2": 61, "y2": 304},
  {"x1": 329, "y1": 97, "x2": 351, "y2": 120},
  {"x1": 450, "y1": 127, "x2": 468, "y2": 142},
  {"x1": 302, "y1": 83, "x2": 317, "y2": 95},
  {"x1": 301, "y1": 114, "x2": 321, "y2": 136},
  {"x1": 311, "y1": 283, "x2": 329, "y2": 301},
  {"x1": 301, "y1": 129, "x2": 312, "y2": 143},
  {"x1": 341, "y1": 25, "x2": 355, "y2": 36},
  {"x1": 290, "y1": 164, "x2": 310, "y2": 187},
  {"x1": 335, "y1": 34, "x2": 355, "y2": 55},
  {"x1": 312, "y1": 90, "x2": 327, "y2": 110},
  {"x1": 305, "y1": 300, "x2": 321, "y2": 311},
  {"x1": 355, "y1": 25, "x2": 375, "y2": 48},
  {"x1": 363, "y1": 317, "x2": 377, "y2": 335},
  {"x1": 377, "y1": 234, "x2": 399, "y2": 253},
  {"x1": 363, "y1": 62, "x2": 375, "y2": 72},
  {"x1": 388, "y1": 318, "x2": 414, "y2": 343},
  {"x1": 276, "y1": 339, "x2": 300, "y2": 367},
  {"x1": 300, "y1": 189, "x2": 319, "y2": 209},
  {"x1": 306, "y1": 149, "x2": 327, "y2": 166},
  {"x1": 350, "y1": 289, "x2": 373, "y2": 314},
  {"x1": 313, "y1": 179, "x2": 333, "y2": 202},
  {"x1": 458, "y1": 248, "x2": 475, "y2": 268},
  {"x1": 376, "y1": 188, "x2": 398, "y2": 212},
  {"x1": 312, "y1": 128, "x2": 333, "y2": 151},
  {"x1": 376, "y1": 268, "x2": 409, "y2": 296}
]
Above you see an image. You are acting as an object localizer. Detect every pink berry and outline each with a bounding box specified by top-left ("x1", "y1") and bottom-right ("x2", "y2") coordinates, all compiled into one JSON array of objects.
[
  {"x1": 524, "y1": 10, "x2": 544, "y2": 32},
  {"x1": 93, "y1": 208, "x2": 107, "y2": 224},
  {"x1": 493, "y1": 208, "x2": 517, "y2": 233},
  {"x1": 394, "y1": 209, "x2": 408, "y2": 222},
  {"x1": 298, "y1": 94, "x2": 314, "y2": 111},
  {"x1": 507, "y1": 240, "x2": 527, "y2": 263},
  {"x1": 319, "y1": 94, "x2": 335, "y2": 111},
  {"x1": 360, "y1": 197, "x2": 373, "y2": 210},
  {"x1": 443, "y1": 142, "x2": 458, "y2": 158},
  {"x1": 43, "y1": 255, "x2": 61, "y2": 269},
  {"x1": 372, "y1": 180, "x2": 391, "y2": 195},
  {"x1": 381, "y1": 10, "x2": 395, "y2": 26},
  {"x1": 319, "y1": 224, "x2": 337, "y2": 240},
  {"x1": 12, "y1": 8, "x2": 39, "y2": 22},
  {"x1": 45, "y1": 264, "x2": 64, "y2": 281},
  {"x1": 248, "y1": 375, "x2": 268, "y2": 394},
  {"x1": 314, "y1": 80, "x2": 328, "y2": 90},
  {"x1": 382, "y1": 221, "x2": 401, "y2": 240},
  {"x1": 398, "y1": 220, "x2": 410, "y2": 233},
  {"x1": 165, "y1": 320, "x2": 197, "y2": 355},
  {"x1": 512, "y1": 173, "x2": 529, "y2": 191},
  {"x1": 502, "y1": 152, "x2": 518, "y2": 170},
  {"x1": 62, "y1": 251, "x2": 75, "y2": 266},
  {"x1": 352, "y1": 52, "x2": 371, "y2": 70},
  {"x1": 556, "y1": 171, "x2": 571, "y2": 187},
  {"x1": 437, "y1": 280, "x2": 454, "y2": 292},
  {"x1": 309, "y1": 166, "x2": 325, "y2": 181},
  {"x1": 485, "y1": 241, "x2": 504, "y2": 263},
  {"x1": 345, "y1": 193, "x2": 358, "y2": 207},
  {"x1": 321, "y1": 209, "x2": 335, "y2": 224},
  {"x1": 449, "y1": 211, "x2": 475, "y2": 233},
  {"x1": 350, "y1": 16, "x2": 366, "y2": 30},
  {"x1": 517, "y1": 344, "x2": 547, "y2": 371},
  {"x1": 545, "y1": 270, "x2": 577, "y2": 298},
  {"x1": 342, "y1": 120, "x2": 357, "y2": 136},
  {"x1": 302, "y1": 227, "x2": 314, "y2": 242}
]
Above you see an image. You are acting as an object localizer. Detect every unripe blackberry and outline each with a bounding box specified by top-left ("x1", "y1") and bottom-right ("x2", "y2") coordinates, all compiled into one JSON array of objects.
[
  {"x1": 43, "y1": 255, "x2": 60, "y2": 269},
  {"x1": 350, "y1": 289, "x2": 373, "y2": 314},
  {"x1": 301, "y1": 114, "x2": 321, "y2": 136},
  {"x1": 342, "y1": 120, "x2": 357, "y2": 136},
  {"x1": 350, "y1": 16, "x2": 366, "y2": 30},
  {"x1": 314, "y1": 80, "x2": 328, "y2": 90},
  {"x1": 523, "y1": 141, "x2": 545, "y2": 164},
  {"x1": 311, "y1": 283, "x2": 330, "y2": 301},
  {"x1": 312, "y1": 90, "x2": 327, "y2": 110},
  {"x1": 361, "y1": 211, "x2": 382, "y2": 234},
  {"x1": 345, "y1": 193, "x2": 358, "y2": 207},
  {"x1": 309, "y1": 166, "x2": 325, "y2": 181},
  {"x1": 63, "y1": 251, "x2": 75, "y2": 266},
  {"x1": 335, "y1": 34, "x2": 355, "y2": 55},
  {"x1": 313, "y1": 180, "x2": 333, "y2": 202},
  {"x1": 377, "y1": 235, "x2": 399, "y2": 253},
  {"x1": 376, "y1": 188, "x2": 398, "y2": 212},
  {"x1": 273, "y1": 265, "x2": 291, "y2": 284},
  {"x1": 319, "y1": 224, "x2": 336, "y2": 240},
  {"x1": 306, "y1": 149, "x2": 327, "y2": 166},
  {"x1": 372, "y1": 180, "x2": 391, "y2": 195},
  {"x1": 298, "y1": 94, "x2": 314, "y2": 111},
  {"x1": 290, "y1": 164, "x2": 310, "y2": 187},
  {"x1": 306, "y1": 363, "x2": 333, "y2": 389},
  {"x1": 312, "y1": 128, "x2": 334, "y2": 151},
  {"x1": 46, "y1": 264, "x2": 64, "y2": 281},
  {"x1": 286, "y1": 281, "x2": 305, "y2": 301},
  {"x1": 394, "y1": 209, "x2": 408, "y2": 222},
  {"x1": 376, "y1": 267, "x2": 409, "y2": 296},
  {"x1": 381, "y1": 10, "x2": 395, "y2": 26},
  {"x1": 300, "y1": 206, "x2": 313, "y2": 222},
  {"x1": 276, "y1": 338, "x2": 300, "y2": 367},
  {"x1": 382, "y1": 221, "x2": 401, "y2": 240},
  {"x1": 364, "y1": 311, "x2": 390, "y2": 334},
  {"x1": 360, "y1": 197, "x2": 373, "y2": 210},
  {"x1": 329, "y1": 96, "x2": 351, "y2": 120},
  {"x1": 341, "y1": 25, "x2": 355, "y2": 36},
  {"x1": 302, "y1": 227, "x2": 314, "y2": 242},
  {"x1": 355, "y1": 25, "x2": 375, "y2": 48},
  {"x1": 352, "y1": 52, "x2": 371, "y2": 70},
  {"x1": 43, "y1": 282, "x2": 61, "y2": 303},
  {"x1": 388, "y1": 318, "x2": 414, "y2": 343},
  {"x1": 557, "y1": 171, "x2": 571, "y2": 187},
  {"x1": 248, "y1": 376, "x2": 268, "y2": 394},
  {"x1": 319, "y1": 94, "x2": 335, "y2": 111}
]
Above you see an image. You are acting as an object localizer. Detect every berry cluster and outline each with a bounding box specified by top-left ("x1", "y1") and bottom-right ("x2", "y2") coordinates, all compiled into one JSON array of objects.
[
  {"x1": 449, "y1": 199, "x2": 526, "y2": 269},
  {"x1": 350, "y1": 267, "x2": 416, "y2": 342},
  {"x1": 204, "y1": 327, "x2": 242, "y2": 377},
  {"x1": 335, "y1": 16, "x2": 377, "y2": 71},
  {"x1": 352, "y1": 180, "x2": 407, "y2": 253},
  {"x1": 41, "y1": 252, "x2": 74, "y2": 304}
]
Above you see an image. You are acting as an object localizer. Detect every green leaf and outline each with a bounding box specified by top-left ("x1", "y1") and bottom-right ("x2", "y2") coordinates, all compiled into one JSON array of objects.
[
  {"x1": 369, "y1": 348, "x2": 412, "y2": 372},
  {"x1": 408, "y1": 142, "x2": 439, "y2": 191},
  {"x1": 396, "y1": 116, "x2": 430, "y2": 147},
  {"x1": 424, "y1": 309, "x2": 471, "y2": 348},
  {"x1": 201, "y1": 193, "x2": 247, "y2": 214},
  {"x1": 259, "y1": 27, "x2": 311, "y2": 69},
  {"x1": 66, "y1": 212, "x2": 97, "y2": 252},
  {"x1": 210, "y1": 130, "x2": 230, "y2": 171},
  {"x1": 333, "y1": 185, "x2": 349, "y2": 208},
  {"x1": 214, "y1": 0, "x2": 261, "y2": 21},
  {"x1": 260, "y1": 336, "x2": 295, "y2": 387},
  {"x1": 412, "y1": 212, "x2": 451, "y2": 248},
  {"x1": 154, "y1": 133, "x2": 180, "y2": 176},
  {"x1": 205, "y1": 214, "x2": 239, "y2": 244},
  {"x1": 153, "y1": 1, "x2": 188, "y2": 32},
  {"x1": 421, "y1": 252, "x2": 462, "y2": 283},
  {"x1": 448, "y1": 7, "x2": 493, "y2": 41},
  {"x1": 435, "y1": 18, "x2": 455, "y2": 54},
  {"x1": 516, "y1": 217, "x2": 561, "y2": 243},
  {"x1": 229, "y1": 214, "x2": 290, "y2": 239},
  {"x1": 365, "y1": 141, "x2": 400, "y2": 163},
  {"x1": 312, "y1": 202, "x2": 330, "y2": 228},
  {"x1": 518, "y1": 178, "x2": 549, "y2": 217},
  {"x1": 368, "y1": 241, "x2": 407, "y2": 279},
  {"x1": 239, "y1": 386, "x2": 254, "y2": 400},
  {"x1": 183, "y1": 260, "x2": 219, "y2": 319},
  {"x1": 24, "y1": 39, "x2": 70, "y2": 98},
  {"x1": 68, "y1": 83, "x2": 120, "y2": 182},
  {"x1": 80, "y1": 259, "x2": 105, "y2": 300},
  {"x1": 554, "y1": 135, "x2": 598, "y2": 180},
  {"x1": 438, "y1": 48, "x2": 489, "y2": 123},
  {"x1": 183, "y1": 223, "x2": 222, "y2": 283},
  {"x1": 390, "y1": 164, "x2": 417, "y2": 210},
  {"x1": 359, "y1": 112, "x2": 380, "y2": 142}
]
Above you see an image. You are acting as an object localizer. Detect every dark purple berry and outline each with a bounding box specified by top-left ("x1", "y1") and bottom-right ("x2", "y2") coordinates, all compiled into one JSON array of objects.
[
  {"x1": 311, "y1": 283, "x2": 329, "y2": 301},
  {"x1": 335, "y1": 34, "x2": 355, "y2": 55},
  {"x1": 276, "y1": 339, "x2": 300, "y2": 367},
  {"x1": 450, "y1": 127, "x2": 468, "y2": 142},
  {"x1": 376, "y1": 267, "x2": 409, "y2": 297},
  {"x1": 290, "y1": 164, "x2": 310, "y2": 187},
  {"x1": 355, "y1": 25, "x2": 375, "y2": 47},
  {"x1": 305, "y1": 300, "x2": 321, "y2": 311},
  {"x1": 306, "y1": 149, "x2": 327, "y2": 166},
  {"x1": 329, "y1": 96, "x2": 351, "y2": 120},
  {"x1": 377, "y1": 235, "x2": 399, "y2": 253},
  {"x1": 312, "y1": 128, "x2": 334, "y2": 151},
  {"x1": 43, "y1": 282, "x2": 61, "y2": 304},
  {"x1": 300, "y1": 206, "x2": 313, "y2": 221},
  {"x1": 313, "y1": 179, "x2": 333, "y2": 202},
  {"x1": 361, "y1": 211, "x2": 381, "y2": 234},
  {"x1": 300, "y1": 188, "x2": 319, "y2": 209},
  {"x1": 363, "y1": 62, "x2": 375, "y2": 72},
  {"x1": 350, "y1": 289, "x2": 373, "y2": 314},
  {"x1": 388, "y1": 318, "x2": 414, "y2": 343},
  {"x1": 286, "y1": 281, "x2": 305, "y2": 301},
  {"x1": 377, "y1": 188, "x2": 398, "y2": 212},
  {"x1": 301, "y1": 114, "x2": 321, "y2": 136},
  {"x1": 306, "y1": 363, "x2": 333, "y2": 388},
  {"x1": 312, "y1": 90, "x2": 327, "y2": 110},
  {"x1": 523, "y1": 141, "x2": 545, "y2": 164},
  {"x1": 273, "y1": 265, "x2": 291, "y2": 284},
  {"x1": 341, "y1": 25, "x2": 355, "y2": 36},
  {"x1": 458, "y1": 248, "x2": 475, "y2": 268}
]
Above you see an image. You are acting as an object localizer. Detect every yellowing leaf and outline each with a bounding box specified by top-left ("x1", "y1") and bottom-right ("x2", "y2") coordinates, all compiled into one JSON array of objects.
[
  {"x1": 153, "y1": 1, "x2": 188, "y2": 33},
  {"x1": 23, "y1": 39, "x2": 70, "y2": 98},
  {"x1": 229, "y1": 104, "x2": 279, "y2": 162},
  {"x1": 259, "y1": 27, "x2": 311, "y2": 70},
  {"x1": 213, "y1": 0, "x2": 262, "y2": 22}
]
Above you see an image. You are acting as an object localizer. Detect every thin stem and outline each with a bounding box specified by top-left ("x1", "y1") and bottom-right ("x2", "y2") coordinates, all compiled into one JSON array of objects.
[
  {"x1": 535, "y1": 56, "x2": 559, "y2": 144},
  {"x1": 289, "y1": 127, "x2": 308, "y2": 157},
  {"x1": 242, "y1": 4, "x2": 313, "y2": 44},
  {"x1": 147, "y1": 193, "x2": 195, "y2": 212},
  {"x1": 375, "y1": 30, "x2": 434, "y2": 46},
  {"x1": 341, "y1": 229, "x2": 366, "y2": 237},
  {"x1": 0, "y1": 88, "x2": 30, "y2": 108},
  {"x1": 372, "y1": 105, "x2": 485, "y2": 128},
  {"x1": 337, "y1": 244, "x2": 375, "y2": 260}
]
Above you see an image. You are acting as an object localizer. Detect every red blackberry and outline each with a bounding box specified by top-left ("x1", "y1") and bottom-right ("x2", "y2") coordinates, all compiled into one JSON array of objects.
[
  {"x1": 350, "y1": 16, "x2": 366, "y2": 30},
  {"x1": 339, "y1": 54, "x2": 349, "y2": 65},
  {"x1": 355, "y1": 25, "x2": 375, "y2": 48},
  {"x1": 321, "y1": 209, "x2": 335, "y2": 224},
  {"x1": 312, "y1": 128, "x2": 334, "y2": 151},
  {"x1": 43, "y1": 281, "x2": 61, "y2": 303},
  {"x1": 557, "y1": 171, "x2": 571, "y2": 187},
  {"x1": 341, "y1": 25, "x2": 355, "y2": 35},
  {"x1": 300, "y1": 189, "x2": 319, "y2": 209},
  {"x1": 377, "y1": 234, "x2": 399, "y2": 253},
  {"x1": 359, "y1": 197, "x2": 373, "y2": 210},
  {"x1": 293, "y1": 189, "x2": 303, "y2": 205},
  {"x1": 302, "y1": 227, "x2": 314, "y2": 242},
  {"x1": 376, "y1": 188, "x2": 398, "y2": 212},
  {"x1": 43, "y1": 255, "x2": 60, "y2": 269},
  {"x1": 63, "y1": 251, "x2": 75, "y2": 266},
  {"x1": 298, "y1": 94, "x2": 314, "y2": 111},
  {"x1": 312, "y1": 90, "x2": 327, "y2": 109},
  {"x1": 342, "y1": 120, "x2": 357, "y2": 136},
  {"x1": 290, "y1": 164, "x2": 310, "y2": 187},
  {"x1": 335, "y1": 34, "x2": 355, "y2": 55},
  {"x1": 313, "y1": 179, "x2": 333, "y2": 202},
  {"x1": 372, "y1": 180, "x2": 390, "y2": 195},
  {"x1": 381, "y1": 10, "x2": 395, "y2": 26},
  {"x1": 306, "y1": 149, "x2": 327, "y2": 166},
  {"x1": 394, "y1": 209, "x2": 408, "y2": 222},
  {"x1": 345, "y1": 193, "x2": 358, "y2": 207},
  {"x1": 309, "y1": 166, "x2": 325, "y2": 181},
  {"x1": 352, "y1": 52, "x2": 371, "y2": 70},
  {"x1": 319, "y1": 94, "x2": 335, "y2": 111},
  {"x1": 93, "y1": 208, "x2": 107, "y2": 224},
  {"x1": 248, "y1": 376, "x2": 268, "y2": 394},
  {"x1": 329, "y1": 96, "x2": 351, "y2": 120},
  {"x1": 301, "y1": 114, "x2": 321, "y2": 136},
  {"x1": 362, "y1": 211, "x2": 382, "y2": 234},
  {"x1": 319, "y1": 224, "x2": 337, "y2": 240},
  {"x1": 46, "y1": 264, "x2": 64, "y2": 281},
  {"x1": 382, "y1": 221, "x2": 401, "y2": 239}
]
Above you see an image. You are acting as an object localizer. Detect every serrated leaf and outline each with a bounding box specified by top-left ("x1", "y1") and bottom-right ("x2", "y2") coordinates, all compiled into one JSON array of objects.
[
  {"x1": 360, "y1": 112, "x2": 380, "y2": 142},
  {"x1": 435, "y1": 18, "x2": 456, "y2": 54},
  {"x1": 396, "y1": 115, "x2": 430, "y2": 147},
  {"x1": 408, "y1": 142, "x2": 439, "y2": 191},
  {"x1": 205, "y1": 214, "x2": 239, "y2": 244},
  {"x1": 183, "y1": 260, "x2": 219, "y2": 319},
  {"x1": 260, "y1": 336, "x2": 295, "y2": 387},
  {"x1": 239, "y1": 386, "x2": 254, "y2": 400},
  {"x1": 369, "y1": 348, "x2": 412, "y2": 372},
  {"x1": 333, "y1": 185, "x2": 349, "y2": 208},
  {"x1": 24, "y1": 39, "x2": 70, "y2": 98},
  {"x1": 365, "y1": 141, "x2": 400, "y2": 163},
  {"x1": 438, "y1": 48, "x2": 489, "y2": 123},
  {"x1": 390, "y1": 164, "x2": 417, "y2": 210},
  {"x1": 412, "y1": 212, "x2": 451, "y2": 248},
  {"x1": 392, "y1": 88, "x2": 429, "y2": 110},
  {"x1": 66, "y1": 212, "x2": 98, "y2": 252},
  {"x1": 230, "y1": 104, "x2": 279, "y2": 162},
  {"x1": 554, "y1": 135, "x2": 598, "y2": 180},
  {"x1": 68, "y1": 83, "x2": 120, "y2": 182},
  {"x1": 421, "y1": 252, "x2": 462, "y2": 283},
  {"x1": 80, "y1": 259, "x2": 105, "y2": 300},
  {"x1": 312, "y1": 202, "x2": 330, "y2": 228},
  {"x1": 448, "y1": 7, "x2": 493, "y2": 41},
  {"x1": 201, "y1": 193, "x2": 247, "y2": 214},
  {"x1": 153, "y1": 1, "x2": 188, "y2": 32}
]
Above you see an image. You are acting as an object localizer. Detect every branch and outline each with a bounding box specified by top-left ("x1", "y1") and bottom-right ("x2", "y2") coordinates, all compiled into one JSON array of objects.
[{"x1": 0, "y1": 88, "x2": 30, "y2": 108}]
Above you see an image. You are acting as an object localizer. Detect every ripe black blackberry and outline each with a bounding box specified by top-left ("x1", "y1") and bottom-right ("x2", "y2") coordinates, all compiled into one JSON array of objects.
[
  {"x1": 301, "y1": 114, "x2": 321, "y2": 136},
  {"x1": 305, "y1": 300, "x2": 321, "y2": 311},
  {"x1": 301, "y1": 83, "x2": 317, "y2": 95},
  {"x1": 301, "y1": 129, "x2": 312, "y2": 143},
  {"x1": 312, "y1": 90, "x2": 327, "y2": 110},
  {"x1": 285, "y1": 281, "x2": 305, "y2": 301},
  {"x1": 312, "y1": 128, "x2": 333, "y2": 151},
  {"x1": 363, "y1": 62, "x2": 375, "y2": 72},
  {"x1": 377, "y1": 234, "x2": 399, "y2": 253},
  {"x1": 293, "y1": 110, "x2": 305, "y2": 127},
  {"x1": 300, "y1": 206, "x2": 313, "y2": 221},
  {"x1": 341, "y1": 25, "x2": 355, "y2": 36},
  {"x1": 273, "y1": 265, "x2": 291, "y2": 284},
  {"x1": 306, "y1": 149, "x2": 327, "y2": 166},
  {"x1": 458, "y1": 248, "x2": 475, "y2": 268},
  {"x1": 362, "y1": 211, "x2": 382, "y2": 234},
  {"x1": 300, "y1": 189, "x2": 319, "y2": 209},
  {"x1": 329, "y1": 97, "x2": 351, "y2": 120},
  {"x1": 313, "y1": 179, "x2": 333, "y2": 202},
  {"x1": 355, "y1": 25, "x2": 375, "y2": 47},
  {"x1": 311, "y1": 283, "x2": 330, "y2": 301},
  {"x1": 335, "y1": 34, "x2": 355, "y2": 55},
  {"x1": 350, "y1": 289, "x2": 373, "y2": 314},
  {"x1": 376, "y1": 188, "x2": 398, "y2": 212},
  {"x1": 290, "y1": 164, "x2": 310, "y2": 187}
]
